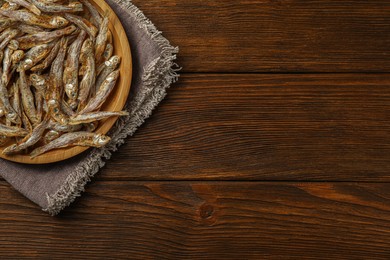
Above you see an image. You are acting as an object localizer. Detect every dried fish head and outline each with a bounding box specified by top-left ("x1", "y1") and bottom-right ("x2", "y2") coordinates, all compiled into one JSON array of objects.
[
  {"x1": 81, "y1": 38, "x2": 93, "y2": 54},
  {"x1": 8, "y1": 39, "x2": 18, "y2": 50},
  {"x1": 30, "y1": 73, "x2": 46, "y2": 87},
  {"x1": 65, "y1": 83, "x2": 77, "y2": 99},
  {"x1": 106, "y1": 55, "x2": 120, "y2": 68},
  {"x1": 48, "y1": 99, "x2": 69, "y2": 124},
  {"x1": 50, "y1": 16, "x2": 69, "y2": 28},
  {"x1": 93, "y1": 134, "x2": 110, "y2": 146},
  {"x1": 11, "y1": 50, "x2": 24, "y2": 63},
  {"x1": 8, "y1": 110, "x2": 20, "y2": 124},
  {"x1": 68, "y1": 100, "x2": 78, "y2": 110}
]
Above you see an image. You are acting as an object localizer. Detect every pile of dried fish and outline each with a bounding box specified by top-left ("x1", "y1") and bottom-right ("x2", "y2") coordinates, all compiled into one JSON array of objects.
[{"x1": 0, "y1": 0, "x2": 127, "y2": 158}]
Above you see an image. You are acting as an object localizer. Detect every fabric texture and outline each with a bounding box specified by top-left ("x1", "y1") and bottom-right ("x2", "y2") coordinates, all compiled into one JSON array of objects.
[{"x1": 0, "y1": 0, "x2": 179, "y2": 215}]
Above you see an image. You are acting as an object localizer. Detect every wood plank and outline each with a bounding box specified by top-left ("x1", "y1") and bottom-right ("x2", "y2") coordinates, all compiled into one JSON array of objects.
[
  {"x1": 0, "y1": 181, "x2": 389, "y2": 259},
  {"x1": 99, "y1": 74, "x2": 390, "y2": 181},
  {"x1": 131, "y1": 0, "x2": 390, "y2": 72}
]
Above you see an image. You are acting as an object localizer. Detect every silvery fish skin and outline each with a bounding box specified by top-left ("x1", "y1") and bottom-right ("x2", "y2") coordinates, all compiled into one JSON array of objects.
[
  {"x1": 18, "y1": 42, "x2": 55, "y2": 70},
  {"x1": 44, "y1": 129, "x2": 60, "y2": 143},
  {"x1": 38, "y1": 0, "x2": 66, "y2": 3},
  {"x1": 0, "y1": 9, "x2": 68, "y2": 29},
  {"x1": 61, "y1": 99, "x2": 75, "y2": 116},
  {"x1": 30, "y1": 40, "x2": 61, "y2": 72},
  {"x1": 29, "y1": 73, "x2": 47, "y2": 121},
  {"x1": 35, "y1": 89, "x2": 43, "y2": 122},
  {"x1": 47, "y1": 37, "x2": 69, "y2": 125},
  {"x1": 0, "y1": 123, "x2": 27, "y2": 137},
  {"x1": 29, "y1": 73, "x2": 47, "y2": 92},
  {"x1": 32, "y1": 0, "x2": 83, "y2": 13},
  {"x1": 0, "y1": 28, "x2": 18, "y2": 51},
  {"x1": 17, "y1": 25, "x2": 76, "y2": 49},
  {"x1": 18, "y1": 23, "x2": 48, "y2": 34},
  {"x1": 64, "y1": 13, "x2": 98, "y2": 38},
  {"x1": 81, "y1": 69, "x2": 119, "y2": 114},
  {"x1": 2, "y1": 117, "x2": 49, "y2": 154},
  {"x1": 30, "y1": 131, "x2": 110, "y2": 157},
  {"x1": 2, "y1": 46, "x2": 13, "y2": 85},
  {"x1": 21, "y1": 111, "x2": 32, "y2": 132},
  {"x1": 69, "y1": 110, "x2": 128, "y2": 125},
  {"x1": 48, "y1": 120, "x2": 82, "y2": 132},
  {"x1": 0, "y1": 80, "x2": 19, "y2": 124},
  {"x1": 6, "y1": 0, "x2": 41, "y2": 15},
  {"x1": 102, "y1": 43, "x2": 113, "y2": 64},
  {"x1": 77, "y1": 38, "x2": 95, "y2": 109},
  {"x1": 11, "y1": 82, "x2": 21, "y2": 119},
  {"x1": 19, "y1": 69, "x2": 39, "y2": 126},
  {"x1": 0, "y1": 28, "x2": 16, "y2": 43},
  {"x1": 80, "y1": 0, "x2": 101, "y2": 27},
  {"x1": 11, "y1": 49, "x2": 24, "y2": 67},
  {"x1": 95, "y1": 56, "x2": 120, "y2": 91},
  {"x1": 94, "y1": 16, "x2": 108, "y2": 62},
  {"x1": 64, "y1": 30, "x2": 86, "y2": 102}
]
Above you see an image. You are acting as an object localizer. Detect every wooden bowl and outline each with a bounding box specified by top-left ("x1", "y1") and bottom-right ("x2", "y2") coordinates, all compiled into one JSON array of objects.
[{"x1": 0, "y1": 0, "x2": 132, "y2": 164}]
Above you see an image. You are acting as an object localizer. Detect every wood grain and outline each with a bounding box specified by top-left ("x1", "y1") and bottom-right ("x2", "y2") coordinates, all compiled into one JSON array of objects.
[
  {"x1": 0, "y1": 181, "x2": 389, "y2": 259},
  {"x1": 96, "y1": 74, "x2": 390, "y2": 181},
  {"x1": 0, "y1": 1, "x2": 389, "y2": 259},
  {"x1": 132, "y1": 0, "x2": 390, "y2": 72},
  {"x1": 0, "y1": 0, "x2": 132, "y2": 164}
]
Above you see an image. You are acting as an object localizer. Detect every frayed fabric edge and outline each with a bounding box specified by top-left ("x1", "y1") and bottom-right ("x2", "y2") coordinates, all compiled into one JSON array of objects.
[{"x1": 43, "y1": 0, "x2": 179, "y2": 216}]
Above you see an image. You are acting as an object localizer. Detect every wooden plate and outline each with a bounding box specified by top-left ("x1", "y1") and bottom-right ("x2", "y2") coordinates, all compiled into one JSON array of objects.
[{"x1": 0, "y1": 0, "x2": 132, "y2": 164}]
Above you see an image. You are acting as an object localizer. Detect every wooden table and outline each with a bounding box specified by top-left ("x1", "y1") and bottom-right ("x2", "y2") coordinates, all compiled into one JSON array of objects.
[{"x1": 1, "y1": 1, "x2": 389, "y2": 259}]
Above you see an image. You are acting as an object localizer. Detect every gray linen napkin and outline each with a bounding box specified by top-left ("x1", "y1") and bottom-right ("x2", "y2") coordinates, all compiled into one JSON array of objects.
[{"x1": 0, "y1": 0, "x2": 179, "y2": 215}]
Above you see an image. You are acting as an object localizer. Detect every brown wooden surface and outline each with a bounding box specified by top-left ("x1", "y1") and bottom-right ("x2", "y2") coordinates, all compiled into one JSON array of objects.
[
  {"x1": 1, "y1": 182, "x2": 389, "y2": 259},
  {"x1": 102, "y1": 74, "x2": 390, "y2": 181},
  {"x1": 133, "y1": 0, "x2": 390, "y2": 72},
  {"x1": 1, "y1": 0, "x2": 390, "y2": 259}
]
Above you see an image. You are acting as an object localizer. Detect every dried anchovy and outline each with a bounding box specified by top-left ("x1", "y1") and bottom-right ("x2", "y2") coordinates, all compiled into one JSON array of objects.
[
  {"x1": 3, "y1": 117, "x2": 48, "y2": 154},
  {"x1": 31, "y1": 0, "x2": 83, "y2": 13},
  {"x1": 64, "y1": 13, "x2": 97, "y2": 38},
  {"x1": 0, "y1": 0, "x2": 122, "y2": 157},
  {"x1": 0, "y1": 9, "x2": 68, "y2": 29},
  {"x1": 30, "y1": 131, "x2": 110, "y2": 157},
  {"x1": 80, "y1": 0, "x2": 101, "y2": 27},
  {"x1": 17, "y1": 25, "x2": 75, "y2": 49},
  {"x1": 0, "y1": 123, "x2": 27, "y2": 137},
  {"x1": 19, "y1": 69, "x2": 39, "y2": 125},
  {"x1": 69, "y1": 110, "x2": 128, "y2": 125},
  {"x1": 81, "y1": 69, "x2": 119, "y2": 114},
  {"x1": 46, "y1": 37, "x2": 68, "y2": 125},
  {"x1": 30, "y1": 39, "x2": 61, "y2": 71},
  {"x1": 77, "y1": 38, "x2": 95, "y2": 108},
  {"x1": 6, "y1": 0, "x2": 41, "y2": 15},
  {"x1": 64, "y1": 30, "x2": 85, "y2": 102},
  {"x1": 95, "y1": 56, "x2": 120, "y2": 91}
]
